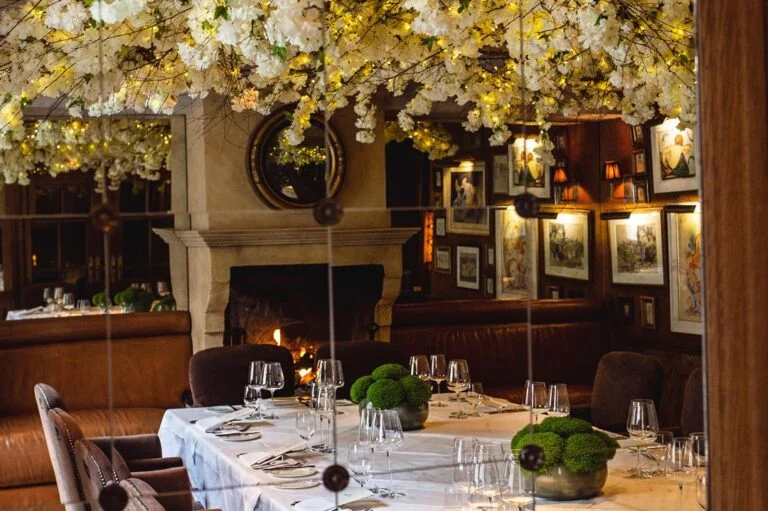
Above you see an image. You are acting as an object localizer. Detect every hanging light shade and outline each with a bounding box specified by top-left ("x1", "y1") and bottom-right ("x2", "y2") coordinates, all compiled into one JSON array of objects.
[
  {"x1": 553, "y1": 165, "x2": 568, "y2": 184},
  {"x1": 604, "y1": 161, "x2": 621, "y2": 181}
]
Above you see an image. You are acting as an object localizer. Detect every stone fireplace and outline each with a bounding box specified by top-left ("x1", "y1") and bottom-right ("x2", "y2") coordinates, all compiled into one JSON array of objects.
[{"x1": 155, "y1": 98, "x2": 417, "y2": 352}]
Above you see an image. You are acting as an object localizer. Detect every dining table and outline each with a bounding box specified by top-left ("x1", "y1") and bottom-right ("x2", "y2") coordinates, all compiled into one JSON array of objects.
[{"x1": 157, "y1": 394, "x2": 701, "y2": 511}]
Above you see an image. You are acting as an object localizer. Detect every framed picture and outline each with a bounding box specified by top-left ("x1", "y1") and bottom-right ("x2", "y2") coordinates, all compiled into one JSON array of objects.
[
  {"x1": 650, "y1": 118, "x2": 698, "y2": 194},
  {"x1": 486, "y1": 277, "x2": 495, "y2": 296},
  {"x1": 435, "y1": 169, "x2": 443, "y2": 189},
  {"x1": 631, "y1": 124, "x2": 645, "y2": 146},
  {"x1": 542, "y1": 211, "x2": 590, "y2": 281},
  {"x1": 546, "y1": 286, "x2": 561, "y2": 299},
  {"x1": 435, "y1": 217, "x2": 446, "y2": 236},
  {"x1": 554, "y1": 132, "x2": 567, "y2": 151},
  {"x1": 608, "y1": 210, "x2": 665, "y2": 285},
  {"x1": 632, "y1": 150, "x2": 647, "y2": 175},
  {"x1": 433, "y1": 193, "x2": 444, "y2": 208},
  {"x1": 492, "y1": 154, "x2": 509, "y2": 194},
  {"x1": 616, "y1": 296, "x2": 635, "y2": 325},
  {"x1": 495, "y1": 207, "x2": 538, "y2": 298},
  {"x1": 634, "y1": 182, "x2": 648, "y2": 203},
  {"x1": 443, "y1": 164, "x2": 490, "y2": 235},
  {"x1": 456, "y1": 245, "x2": 481, "y2": 290},
  {"x1": 639, "y1": 296, "x2": 657, "y2": 330},
  {"x1": 667, "y1": 211, "x2": 704, "y2": 335},
  {"x1": 487, "y1": 246, "x2": 495, "y2": 266},
  {"x1": 508, "y1": 137, "x2": 551, "y2": 198},
  {"x1": 435, "y1": 245, "x2": 452, "y2": 274}
]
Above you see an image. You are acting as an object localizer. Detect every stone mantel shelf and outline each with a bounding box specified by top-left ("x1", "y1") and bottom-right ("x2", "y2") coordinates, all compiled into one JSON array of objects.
[{"x1": 153, "y1": 227, "x2": 420, "y2": 248}]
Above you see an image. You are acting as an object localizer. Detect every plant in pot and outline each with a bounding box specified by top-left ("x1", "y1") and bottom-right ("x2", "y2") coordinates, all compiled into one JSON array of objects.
[
  {"x1": 350, "y1": 363, "x2": 432, "y2": 431},
  {"x1": 510, "y1": 416, "x2": 620, "y2": 501},
  {"x1": 113, "y1": 287, "x2": 154, "y2": 313}
]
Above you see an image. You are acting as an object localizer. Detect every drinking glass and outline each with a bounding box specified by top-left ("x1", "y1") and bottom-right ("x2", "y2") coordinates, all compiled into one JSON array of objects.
[
  {"x1": 689, "y1": 432, "x2": 707, "y2": 473},
  {"x1": 347, "y1": 442, "x2": 374, "y2": 489},
  {"x1": 53, "y1": 287, "x2": 64, "y2": 309},
  {"x1": 248, "y1": 361, "x2": 265, "y2": 417},
  {"x1": 468, "y1": 441, "x2": 503, "y2": 509},
  {"x1": 409, "y1": 355, "x2": 430, "y2": 381},
  {"x1": 547, "y1": 383, "x2": 570, "y2": 417},
  {"x1": 313, "y1": 384, "x2": 336, "y2": 453},
  {"x1": 453, "y1": 437, "x2": 479, "y2": 488},
  {"x1": 261, "y1": 362, "x2": 285, "y2": 413},
  {"x1": 372, "y1": 409, "x2": 405, "y2": 498},
  {"x1": 76, "y1": 299, "x2": 90, "y2": 312},
  {"x1": 430, "y1": 354, "x2": 448, "y2": 407},
  {"x1": 626, "y1": 399, "x2": 659, "y2": 479},
  {"x1": 295, "y1": 410, "x2": 316, "y2": 451},
  {"x1": 156, "y1": 281, "x2": 169, "y2": 297},
  {"x1": 316, "y1": 359, "x2": 344, "y2": 388},
  {"x1": 646, "y1": 430, "x2": 674, "y2": 476},
  {"x1": 359, "y1": 405, "x2": 379, "y2": 445},
  {"x1": 62, "y1": 293, "x2": 75, "y2": 310},
  {"x1": 467, "y1": 383, "x2": 485, "y2": 417},
  {"x1": 501, "y1": 451, "x2": 534, "y2": 510},
  {"x1": 43, "y1": 287, "x2": 52, "y2": 306},
  {"x1": 243, "y1": 385, "x2": 260, "y2": 414},
  {"x1": 667, "y1": 437, "x2": 695, "y2": 507},
  {"x1": 447, "y1": 359, "x2": 471, "y2": 419},
  {"x1": 523, "y1": 381, "x2": 548, "y2": 423}
]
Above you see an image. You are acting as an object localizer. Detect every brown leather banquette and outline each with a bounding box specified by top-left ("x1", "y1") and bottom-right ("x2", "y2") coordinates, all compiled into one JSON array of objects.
[
  {"x1": 390, "y1": 299, "x2": 608, "y2": 414},
  {"x1": 0, "y1": 312, "x2": 192, "y2": 510}
]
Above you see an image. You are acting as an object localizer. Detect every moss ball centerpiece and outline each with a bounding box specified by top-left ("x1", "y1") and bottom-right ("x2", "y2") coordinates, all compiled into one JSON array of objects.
[
  {"x1": 350, "y1": 363, "x2": 432, "y2": 430},
  {"x1": 511, "y1": 417, "x2": 620, "y2": 501}
]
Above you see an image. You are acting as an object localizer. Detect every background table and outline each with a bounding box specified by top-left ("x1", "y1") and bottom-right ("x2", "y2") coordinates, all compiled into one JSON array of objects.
[{"x1": 158, "y1": 396, "x2": 701, "y2": 511}]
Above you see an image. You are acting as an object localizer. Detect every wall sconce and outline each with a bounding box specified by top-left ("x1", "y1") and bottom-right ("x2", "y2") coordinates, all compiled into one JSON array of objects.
[
  {"x1": 423, "y1": 211, "x2": 434, "y2": 264},
  {"x1": 603, "y1": 160, "x2": 633, "y2": 201},
  {"x1": 552, "y1": 162, "x2": 578, "y2": 205},
  {"x1": 603, "y1": 161, "x2": 622, "y2": 181}
]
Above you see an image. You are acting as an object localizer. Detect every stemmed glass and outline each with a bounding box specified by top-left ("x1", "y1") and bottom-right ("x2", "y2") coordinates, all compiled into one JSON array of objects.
[
  {"x1": 468, "y1": 441, "x2": 503, "y2": 509},
  {"x1": 43, "y1": 287, "x2": 52, "y2": 307},
  {"x1": 430, "y1": 354, "x2": 448, "y2": 407},
  {"x1": 453, "y1": 437, "x2": 478, "y2": 490},
  {"x1": 372, "y1": 409, "x2": 405, "y2": 498},
  {"x1": 547, "y1": 383, "x2": 570, "y2": 417},
  {"x1": 447, "y1": 360, "x2": 471, "y2": 419},
  {"x1": 409, "y1": 355, "x2": 430, "y2": 381},
  {"x1": 261, "y1": 362, "x2": 285, "y2": 417},
  {"x1": 347, "y1": 442, "x2": 374, "y2": 489},
  {"x1": 523, "y1": 381, "x2": 548, "y2": 423},
  {"x1": 247, "y1": 361, "x2": 265, "y2": 418},
  {"x1": 467, "y1": 383, "x2": 485, "y2": 417},
  {"x1": 316, "y1": 359, "x2": 344, "y2": 414},
  {"x1": 667, "y1": 437, "x2": 695, "y2": 508},
  {"x1": 689, "y1": 432, "x2": 707, "y2": 473},
  {"x1": 646, "y1": 430, "x2": 674, "y2": 476},
  {"x1": 53, "y1": 287, "x2": 64, "y2": 310},
  {"x1": 311, "y1": 383, "x2": 336, "y2": 453},
  {"x1": 295, "y1": 410, "x2": 316, "y2": 451},
  {"x1": 626, "y1": 398, "x2": 659, "y2": 479},
  {"x1": 501, "y1": 451, "x2": 534, "y2": 510}
]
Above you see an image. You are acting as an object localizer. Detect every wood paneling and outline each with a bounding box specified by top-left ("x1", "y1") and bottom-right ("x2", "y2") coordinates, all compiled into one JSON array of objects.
[{"x1": 699, "y1": 0, "x2": 768, "y2": 508}]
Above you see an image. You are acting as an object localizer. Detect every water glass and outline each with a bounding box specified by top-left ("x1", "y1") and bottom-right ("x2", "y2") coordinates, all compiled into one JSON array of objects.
[
  {"x1": 156, "y1": 281, "x2": 169, "y2": 297},
  {"x1": 626, "y1": 399, "x2": 659, "y2": 479},
  {"x1": 53, "y1": 287, "x2": 64, "y2": 309},
  {"x1": 62, "y1": 293, "x2": 75, "y2": 311},
  {"x1": 261, "y1": 362, "x2": 285, "y2": 415},
  {"x1": 243, "y1": 385, "x2": 260, "y2": 412},
  {"x1": 501, "y1": 451, "x2": 534, "y2": 510},
  {"x1": 43, "y1": 287, "x2": 52, "y2": 306},
  {"x1": 453, "y1": 437, "x2": 478, "y2": 487},
  {"x1": 467, "y1": 382, "x2": 485, "y2": 416},
  {"x1": 447, "y1": 359, "x2": 471, "y2": 418},
  {"x1": 316, "y1": 359, "x2": 344, "y2": 389},
  {"x1": 76, "y1": 299, "x2": 90, "y2": 312},
  {"x1": 689, "y1": 432, "x2": 707, "y2": 473},
  {"x1": 409, "y1": 355, "x2": 430, "y2": 381},
  {"x1": 523, "y1": 381, "x2": 547, "y2": 422},
  {"x1": 372, "y1": 409, "x2": 405, "y2": 498},
  {"x1": 646, "y1": 430, "x2": 674, "y2": 476},
  {"x1": 547, "y1": 383, "x2": 570, "y2": 417},
  {"x1": 430, "y1": 354, "x2": 448, "y2": 407},
  {"x1": 667, "y1": 437, "x2": 695, "y2": 497},
  {"x1": 359, "y1": 405, "x2": 379, "y2": 445},
  {"x1": 347, "y1": 442, "x2": 374, "y2": 489},
  {"x1": 468, "y1": 441, "x2": 503, "y2": 509},
  {"x1": 295, "y1": 410, "x2": 316, "y2": 450}
]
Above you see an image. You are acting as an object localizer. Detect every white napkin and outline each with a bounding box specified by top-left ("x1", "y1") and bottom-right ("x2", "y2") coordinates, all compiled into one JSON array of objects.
[
  {"x1": 292, "y1": 487, "x2": 374, "y2": 511},
  {"x1": 195, "y1": 408, "x2": 254, "y2": 433},
  {"x1": 15, "y1": 306, "x2": 44, "y2": 317},
  {"x1": 238, "y1": 439, "x2": 307, "y2": 467}
]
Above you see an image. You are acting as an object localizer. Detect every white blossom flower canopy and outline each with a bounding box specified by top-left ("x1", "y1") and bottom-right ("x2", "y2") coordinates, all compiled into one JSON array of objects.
[{"x1": 0, "y1": 0, "x2": 695, "y2": 150}]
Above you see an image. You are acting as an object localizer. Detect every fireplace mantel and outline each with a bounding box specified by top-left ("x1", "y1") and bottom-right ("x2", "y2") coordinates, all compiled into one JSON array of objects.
[{"x1": 154, "y1": 227, "x2": 420, "y2": 248}]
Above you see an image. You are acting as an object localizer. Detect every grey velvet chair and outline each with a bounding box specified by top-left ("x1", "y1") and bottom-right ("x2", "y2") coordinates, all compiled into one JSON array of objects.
[
  {"x1": 681, "y1": 368, "x2": 704, "y2": 436},
  {"x1": 590, "y1": 351, "x2": 664, "y2": 433}
]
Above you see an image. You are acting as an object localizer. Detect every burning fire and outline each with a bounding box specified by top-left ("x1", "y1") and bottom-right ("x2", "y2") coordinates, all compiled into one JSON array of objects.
[{"x1": 273, "y1": 328, "x2": 281, "y2": 346}]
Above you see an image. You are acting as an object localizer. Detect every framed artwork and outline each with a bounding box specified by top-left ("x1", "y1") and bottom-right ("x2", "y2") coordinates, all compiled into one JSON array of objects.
[
  {"x1": 435, "y1": 217, "x2": 446, "y2": 237},
  {"x1": 608, "y1": 210, "x2": 665, "y2": 285},
  {"x1": 435, "y1": 245, "x2": 452, "y2": 274},
  {"x1": 546, "y1": 286, "x2": 561, "y2": 299},
  {"x1": 634, "y1": 182, "x2": 648, "y2": 203},
  {"x1": 616, "y1": 296, "x2": 635, "y2": 325},
  {"x1": 632, "y1": 150, "x2": 647, "y2": 175},
  {"x1": 554, "y1": 132, "x2": 567, "y2": 151},
  {"x1": 667, "y1": 211, "x2": 704, "y2": 334},
  {"x1": 639, "y1": 296, "x2": 657, "y2": 330},
  {"x1": 435, "y1": 169, "x2": 443, "y2": 189},
  {"x1": 433, "y1": 193, "x2": 444, "y2": 208},
  {"x1": 650, "y1": 118, "x2": 698, "y2": 194},
  {"x1": 486, "y1": 277, "x2": 495, "y2": 296},
  {"x1": 508, "y1": 137, "x2": 551, "y2": 198},
  {"x1": 631, "y1": 124, "x2": 645, "y2": 146},
  {"x1": 492, "y1": 154, "x2": 509, "y2": 194},
  {"x1": 487, "y1": 246, "x2": 495, "y2": 266},
  {"x1": 495, "y1": 207, "x2": 539, "y2": 298},
  {"x1": 542, "y1": 211, "x2": 590, "y2": 281},
  {"x1": 456, "y1": 245, "x2": 481, "y2": 290},
  {"x1": 443, "y1": 164, "x2": 490, "y2": 235}
]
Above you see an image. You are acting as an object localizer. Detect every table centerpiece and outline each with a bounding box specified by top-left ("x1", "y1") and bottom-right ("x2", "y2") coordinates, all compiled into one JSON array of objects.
[{"x1": 350, "y1": 363, "x2": 431, "y2": 430}]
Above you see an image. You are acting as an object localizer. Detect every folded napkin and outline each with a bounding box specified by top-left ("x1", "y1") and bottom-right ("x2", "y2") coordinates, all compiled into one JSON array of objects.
[
  {"x1": 292, "y1": 487, "x2": 374, "y2": 511},
  {"x1": 238, "y1": 439, "x2": 308, "y2": 467},
  {"x1": 15, "y1": 306, "x2": 44, "y2": 317},
  {"x1": 195, "y1": 408, "x2": 254, "y2": 433},
  {"x1": 478, "y1": 399, "x2": 526, "y2": 413}
]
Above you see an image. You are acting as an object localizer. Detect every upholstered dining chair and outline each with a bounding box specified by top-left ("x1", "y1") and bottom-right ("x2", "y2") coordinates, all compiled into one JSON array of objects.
[
  {"x1": 189, "y1": 344, "x2": 295, "y2": 406},
  {"x1": 681, "y1": 368, "x2": 704, "y2": 436},
  {"x1": 316, "y1": 341, "x2": 408, "y2": 400},
  {"x1": 590, "y1": 351, "x2": 664, "y2": 433},
  {"x1": 120, "y1": 478, "x2": 166, "y2": 511}
]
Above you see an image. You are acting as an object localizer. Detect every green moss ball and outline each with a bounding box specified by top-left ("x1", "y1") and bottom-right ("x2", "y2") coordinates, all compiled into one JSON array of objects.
[
  {"x1": 591, "y1": 430, "x2": 620, "y2": 459},
  {"x1": 366, "y1": 379, "x2": 406, "y2": 409},
  {"x1": 350, "y1": 375, "x2": 374, "y2": 403},
  {"x1": 511, "y1": 424, "x2": 539, "y2": 451},
  {"x1": 521, "y1": 432, "x2": 565, "y2": 473},
  {"x1": 399, "y1": 375, "x2": 431, "y2": 405},
  {"x1": 538, "y1": 417, "x2": 594, "y2": 437},
  {"x1": 563, "y1": 433, "x2": 611, "y2": 473},
  {"x1": 371, "y1": 363, "x2": 409, "y2": 381}
]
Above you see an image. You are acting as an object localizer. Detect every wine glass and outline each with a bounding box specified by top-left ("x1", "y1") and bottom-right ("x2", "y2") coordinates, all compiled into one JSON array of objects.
[
  {"x1": 62, "y1": 293, "x2": 75, "y2": 311},
  {"x1": 547, "y1": 383, "x2": 570, "y2": 417},
  {"x1": 247, "y1": 361, "x2": 264, "y2": 418},
  {"x1": 689, "y1": 432, "x2": 707, "y2": 473},
  {"x1": 314, "y1": 384, "x2": 336, "y2": 453},
  {"x1": 453, "y1": 437, "x2": 478, "y2": 489},
  {"x1": 468, "y1": 441, "x2": 503, "y2": 509},
  {"x1": 76, "y1": 299, "x2": 90, "y2": 312},
  {"x1": 430, "y1": 354, "x2": 448, "y2": 407},
  {"x1": 359, "y1": 405, "x2": 379, "y2": 445},
  {"x1": 626, "y1": 399, "x2": 659, "y2": 479},
  {"x1": 156, "y1": 281, "x2": 169, "y2": 297},
  {"x1": 53, "y1": 287, "x2": 64, "y2": 310},
  {"x1": 467, "y1": 382, "x2": 485, "y2": 417},
  {"x1": 447, "y1": 360, "x2": 471, "y2": 419},
  {"x1": 372, "y1": 409, "x2": 405, "y2": 498},
  {"x1": 243, "y1": 385, "x2": 260, "y2": 415},
  {"x1": 501, "y1": 451, "x2": 534, "y2": 510},
  {"x1": 523, "y1": 381, "x2": 548, "y2": 423},
  {"x1": 295, "y1": 410, "x2": 316, "y2": 451},
  {"x1": 667, "y1": 437, "x2": 695, "y2": 507},
  {"x1": 261, "y1": 362, "x2": 285, "y2": 415},
  {"x1": 347, "y1": 442, "x2": 374, "y2": 489},
  {"x1": 409, "y1": 355, "x2": 430, "y2": 381},
  {"x1": 646, "y1": 430, "x2": 674, "y2": 476},
  {"x1": 43, "y1": 287, "x2": 52, "y2": 307}
]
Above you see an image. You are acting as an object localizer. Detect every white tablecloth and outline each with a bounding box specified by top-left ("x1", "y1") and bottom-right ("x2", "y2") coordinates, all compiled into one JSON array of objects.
[
  {"x1": 158, "y1": 396, "x2": 700, "y2": 511},
  {"x1": 5, "y1": 306, "x2": 124, "y2": 320}
]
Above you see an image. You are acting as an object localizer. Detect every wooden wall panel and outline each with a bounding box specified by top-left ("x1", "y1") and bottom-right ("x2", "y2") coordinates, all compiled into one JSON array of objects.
[{"x1": 699, "y1": 0, "x2": 768, "y2": 508}]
